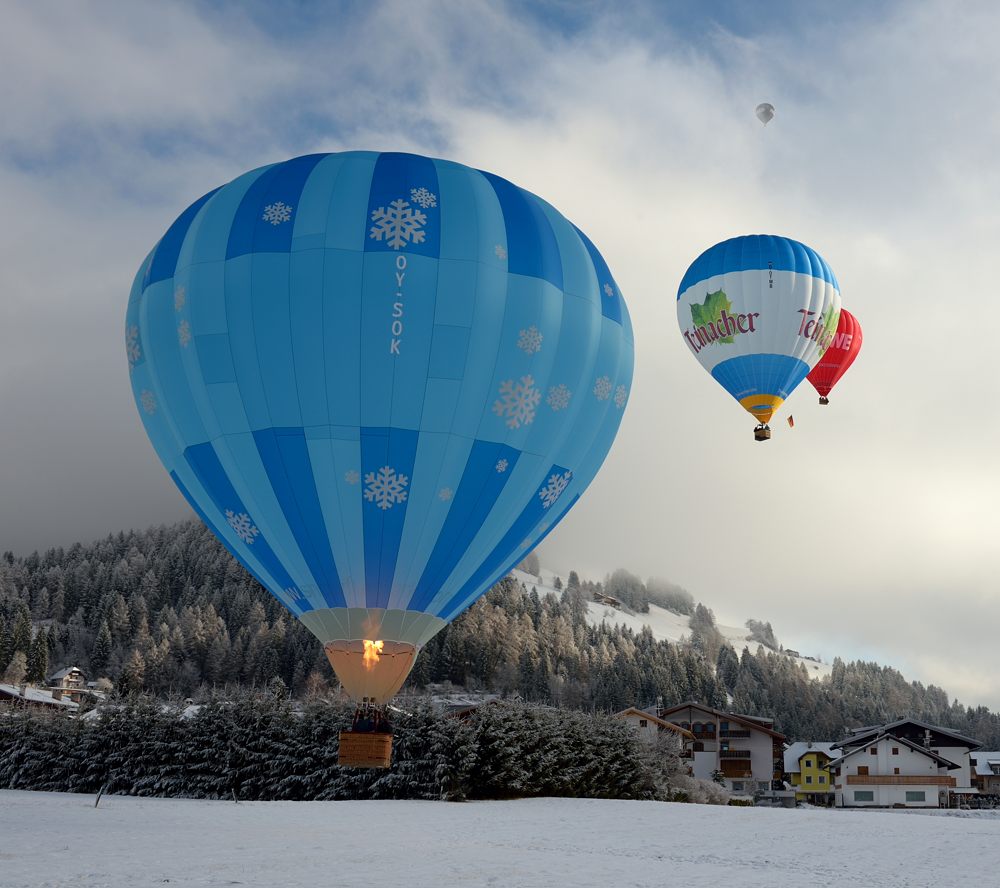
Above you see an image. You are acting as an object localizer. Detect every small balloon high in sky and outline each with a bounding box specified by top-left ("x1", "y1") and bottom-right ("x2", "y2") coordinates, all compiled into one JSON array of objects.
[
  {"x1": 126, "y1": 150, "x2": 633, "y2": 709},
  {"x1": 755, "y1": 102, "x2": 775, "y2": 125}
]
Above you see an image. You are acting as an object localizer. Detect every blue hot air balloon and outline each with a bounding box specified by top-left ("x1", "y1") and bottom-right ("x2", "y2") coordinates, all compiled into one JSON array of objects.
[{"x1": 126, "y1": 151, "x2": 633, "y2": 705}]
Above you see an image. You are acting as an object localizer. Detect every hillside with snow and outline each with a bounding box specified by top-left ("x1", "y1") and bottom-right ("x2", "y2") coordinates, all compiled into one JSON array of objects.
[{"x1": 511, "y1": 568, "x2": 832, "y2": 681}]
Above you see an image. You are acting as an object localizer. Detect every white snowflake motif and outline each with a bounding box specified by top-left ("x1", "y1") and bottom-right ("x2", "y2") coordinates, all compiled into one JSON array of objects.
[
  {"x1": 126, "y1": 325, "x2": 141, "y2": 370},
  {"x1": 495, "y1": 458, "x2": 509, "y2": 473},
  {"x1": 178, "y1": 319, "x2": 192, "y2": 347},
  {"x1": 593, "y1": 375, "x2": 612, "y2": 401},
  {"x1": 364, "y1": 465, "x2": 410, "y2": 510},
  {"x1": 517, "y1": 325, "x2": 543, "y2": 355},
  {"x1": 492, "y1": 375, "x2": 541, "y2": 429},
  {"x1": 139, "y1": 390, "x2": 157, "y2": 415},
  {"x1": 344, "y1": 470, "x2": 360, "y2": 485},
  {"x1": 369, "y1": 198, "x2": 427, "y2": 250},
  {"x1": 226, "y1": 510, "x2": 260, "y2": 545},
  {"x1": 174, "y1": 285, "x2": 186, "y2": 311},
  {"x1": 438, "y1": 487, "x2": 454, "y2": 502},
  {"x1": 538, "y1": 470, "x2": 573, "y2": 509},
  {"x1": 603, "y1": 283, "x2": 614, "y2": 299},
  {"x1": 546, "y1": 384, "x2": 572, "y2": 411},
  {"x1": 614, "y1": 385, "x2": 628, "y2": 409},
  {"x1": 494, "y1": 244, "x2": 508, "y2": 260},
  {"x1": 262, "y1": 201, "x2": 293, "y2": 226},
  {"x1": 284, "y1": 587, "x2": 304, "y2": 602},
  {"x1": 409, "y1": 186, "x2": 437, "y2": 209}
]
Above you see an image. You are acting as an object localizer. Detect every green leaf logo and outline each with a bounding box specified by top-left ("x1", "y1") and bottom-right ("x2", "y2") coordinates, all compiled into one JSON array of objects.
[{"x1": 690, "y1": 290, "x2": 735, "y2": 344}]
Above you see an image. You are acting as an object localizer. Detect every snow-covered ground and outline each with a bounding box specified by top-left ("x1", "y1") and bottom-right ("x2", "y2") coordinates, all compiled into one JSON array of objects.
[
  {"x1": 512, "y1": 569, "x2": 832, "y2": 680},
  {"x1": 2, "y1": 790, "x2": 998, "y2": 888}
]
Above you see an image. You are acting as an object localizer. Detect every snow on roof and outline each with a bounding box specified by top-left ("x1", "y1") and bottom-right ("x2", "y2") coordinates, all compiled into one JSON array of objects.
[
  {"x1": 970, "y1": 752, "x2": 1000, "y2": 776},
  {"x1": 841, "y1": 719, "x2": 982, "y2": 751},
  {"x1": 783, "y1": 742, "x2": 838, "y2": 773},
  {"x1": 47, "y1": 666, "x2": 83, "y2": 681},
  {"x1": 0, "y1": 683, "x2": 78, "y2": 710},
  {"x1": 614, "y1": 708, "x2": 695, "y2": 739}
]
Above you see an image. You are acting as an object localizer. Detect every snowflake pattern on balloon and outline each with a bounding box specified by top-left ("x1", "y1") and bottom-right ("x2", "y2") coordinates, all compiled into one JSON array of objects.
[
  {"x1": 517, "y1": 325, "x2": 543, "y2": 355},
  {"x1": 174, "y1": 285, "x2": 186, "y2": 312},
  {"x1": 126, "y1": 325, "x2": 141, "y2": 370},
  {"x1": 364, "y1": 465, "x2": 410, "y2": 510},
  {"x1": 226, "y1": 509, "x2": 260, "y2": 545},
  {"x1": 438, "y1": 487, "x2": 453, "y2": 502},
  {"x1": 546, "y1": 384, "x2": 572, "y2": 411},
  {"x1": 262, "y1": 201, "x2": 293, "y2": 225},
  {"x1": 603, "y1": 283, "x2": 614, "y2": 299},
  {"x1": 284, "y1": 587, "x2": 305, "y2": 603},
  {"x1": 344, "y1": 470, "x2": 360, "y2": 485},
  {"x1": 178, "y1": 319, "x2": 192, "y2": 347},
  {"x1": 614, "y1": 385, "x2": 628, "y2": 409},
  {"x1": 139, "y1": 390, "x2": 157, "y2": 415},
  {"x1": 538, "y1": 470, "x2": 573, "y2": 509},
  {"x1": 495, "y1": 458, "x2": 509, "y2": 473},
  {"x1": 369, "y1": 198, "x2": 427, "y2": 250},
  {"x1": 409, "y1": 187, "x2": 437, "y2": 209},
  {"x1": 494, "y1": 244, "x2": 508, "y2": 260},
  {"x1": 492, "y1": 376, "x2": 541, "y2": 429},
  {"x1": 593, "y1": 375, "x2": 612, "y2": 401}
]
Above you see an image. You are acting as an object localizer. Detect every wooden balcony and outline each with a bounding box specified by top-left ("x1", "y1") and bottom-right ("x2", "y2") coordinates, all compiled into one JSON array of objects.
[
  {"x1": 720, "y1": 761, "x2": 752, "y2": 778},
  {"x1": 846, "y1": 775, "x2": 956, "y2": 787},
  {"x1": 720, "y1": 729, "x2": 751, "y2": 738},
  {"x1": 720, "y1": 749, "x2": 752, "y2": 759}
]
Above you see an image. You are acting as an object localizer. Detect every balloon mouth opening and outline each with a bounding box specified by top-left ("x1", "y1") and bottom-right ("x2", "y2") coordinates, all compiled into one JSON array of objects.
[{"x1": 324, "y1": 640, "x2": 418, "y2": 704}]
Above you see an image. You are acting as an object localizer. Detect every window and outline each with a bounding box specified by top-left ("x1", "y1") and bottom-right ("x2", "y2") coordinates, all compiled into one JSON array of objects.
[
  {"x1": 720, "y1": 721, "x2": 729, "y2": 731},
  {"x1": 806, "y1": 776, "x2": 813, "y2": 784},
  {"x1": 870, "y1": 747, "x2": 878, "y2": 755},
  {"x1": 638, "y1": 719, "x2": 647, "y2": 728},
  {"x1": 732, "y1": 781, "x2": 744, "y2": 791},
  {"x1": 692, "y1": 722, "x2": 702, "y2": 732},
  {"x1": 892, "y1": 747, "x2": 899, "y2": 755},
  {"x1": 853, "y1": 791, "x2": 874, "y2": 802},
  {"x1": 819, "y1": 775, "x2": 826, "y2": 784},
  {"x1": 894, "y1": 768, "x2": 900, "y2": 775},
  {"x1": 905, "y1": 791, "x2": 926, "y2": 802},
  {"x1": 805, "y1": 759, "x2": 813, "y2": 768},
  {"x1": 857, "y1": 766, "x2": 869, "y2": 776}
]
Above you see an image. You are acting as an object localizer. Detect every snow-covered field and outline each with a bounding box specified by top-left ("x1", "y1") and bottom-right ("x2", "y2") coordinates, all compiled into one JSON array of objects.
[
  {"x1": 513, "y1": 569, "x2": 832, "y2": 679},
  {"x1": 2, "y1": 790, "x2": 998, "y2": 888}
]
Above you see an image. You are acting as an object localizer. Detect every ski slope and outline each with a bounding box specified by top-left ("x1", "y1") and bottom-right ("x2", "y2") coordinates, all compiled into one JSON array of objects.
[
  {"x1": 512, "y1": 569, "x2": 832, "y2": 680},
  {"x1": 2, "y1": 790, "x2": 996, "y2": 888}
]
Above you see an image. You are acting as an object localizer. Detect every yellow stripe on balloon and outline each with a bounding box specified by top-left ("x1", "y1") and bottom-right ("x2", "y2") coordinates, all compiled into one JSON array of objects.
[{"x1": 738, "y1": 393, "x2": 784, "y2": 424}]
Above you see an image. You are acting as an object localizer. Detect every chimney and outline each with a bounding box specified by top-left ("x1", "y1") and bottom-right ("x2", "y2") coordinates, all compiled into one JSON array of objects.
[{"x1": 924, "y1": 728, "x2": 932, "y2": 749}]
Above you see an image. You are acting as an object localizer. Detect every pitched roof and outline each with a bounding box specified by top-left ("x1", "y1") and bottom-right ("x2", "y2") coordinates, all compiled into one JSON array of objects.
[
  {"x1": 839, "y1": 718, "x2": 981, "y2": 751},
  {"x1": 615, "y1": 708, "x2": 695, "y2": 739},
  {"x1": 658, "y1": 701, "x2": 786, "y2": 740},
  {"x1": 827, "y1": 733, "x2": 961, "y2": 770},
  {"x1": 47, "y1": 666, "x2": 83, "y2": 681},
  {"x1": 0, "y1": 683, "x2": 78, "y2": 710},
  {"x1": 783, "y1": 742, "x2": 837, "y2": 773},
  {"x1": 970, "y1": 752, "x2": 1000, "y2": 777}
]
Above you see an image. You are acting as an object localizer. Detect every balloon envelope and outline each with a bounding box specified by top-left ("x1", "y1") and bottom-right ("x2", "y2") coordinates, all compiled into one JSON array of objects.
[
  {"x1": 677, "y1": 234, "x2": 841, "y2": 425},
  {"x1": 807, "y1": 308, "x2": 862, "y2": 400},
  {"x1": 755, "y1": 102, "x2": 775, "y2": 125},
  {"x1": 126, "y1": 151, "x2": 633, "y2": 701}
]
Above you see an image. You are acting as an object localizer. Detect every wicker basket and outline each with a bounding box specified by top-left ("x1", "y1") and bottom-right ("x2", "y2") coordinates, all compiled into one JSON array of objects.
[
  {"x1": 753, "y1": 426, "x2": 772, "y2": 442},
  {"x1": 338, "y1": 730, "x2": 393, "y2": 769}
]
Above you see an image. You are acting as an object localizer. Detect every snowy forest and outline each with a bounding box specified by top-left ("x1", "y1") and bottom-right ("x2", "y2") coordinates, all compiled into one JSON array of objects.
[{"x1": 2, "y1": 519, "x2": 1000, "y2": 747}]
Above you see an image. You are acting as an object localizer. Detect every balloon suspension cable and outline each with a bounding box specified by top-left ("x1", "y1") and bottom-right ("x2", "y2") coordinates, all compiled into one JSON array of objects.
[
  {"x1": 349, "y1": 697, "x2": 394, "y2": 735},
  {"x1": 753, "y1": 423, "x2": 772, "y2": 442}
]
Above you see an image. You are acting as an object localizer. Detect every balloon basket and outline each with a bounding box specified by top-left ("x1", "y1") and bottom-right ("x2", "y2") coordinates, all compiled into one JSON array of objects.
[
  {"x1": 753, "y1": 425, "x2": 771, "y2": 442},
  {"x1": 818, "y1": 397, "x2": 829, "y2": 405},
  {"x1": 338, "y1": 730, "x2": 393, "y2": 769}
]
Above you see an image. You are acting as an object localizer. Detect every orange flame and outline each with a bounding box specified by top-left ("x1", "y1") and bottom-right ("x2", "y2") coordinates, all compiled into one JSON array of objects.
[{"x1": 362, "y1": 639, "x2": 384, "y2": 670}]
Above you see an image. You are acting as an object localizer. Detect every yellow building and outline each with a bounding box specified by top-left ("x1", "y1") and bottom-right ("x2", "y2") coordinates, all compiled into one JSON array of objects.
[{"x1": 784, "y1": 741, "x2": 836, "y2": 804}]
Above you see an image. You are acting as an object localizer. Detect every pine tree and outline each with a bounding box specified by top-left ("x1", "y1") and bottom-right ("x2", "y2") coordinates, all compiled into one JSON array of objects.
[
  {"x1": 0, "y1": 615, "x2": 12, "y2": 674},
  {"x1": 91, "y1": 621, "x2": 112, "y2": 674},
  {"x1": 26, "y1": 631, "x2": 48, "y2": 684}
]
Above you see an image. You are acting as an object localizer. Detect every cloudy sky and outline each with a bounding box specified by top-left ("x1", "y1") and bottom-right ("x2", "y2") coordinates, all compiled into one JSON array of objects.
[{"x1": 2, "y1": 0, "x2": 998, "y2": 706}]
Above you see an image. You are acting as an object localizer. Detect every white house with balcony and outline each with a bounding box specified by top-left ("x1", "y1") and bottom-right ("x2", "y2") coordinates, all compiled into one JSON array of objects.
[
  {"x1": 614, "y1": 707, "x2": 694, "y2": 746},
  {"x1": 657, "y1": 701, "x2": 786, "y2": 798},
  {"x1": 828, "y1": 718, "x2": 981, "y2": 808}
]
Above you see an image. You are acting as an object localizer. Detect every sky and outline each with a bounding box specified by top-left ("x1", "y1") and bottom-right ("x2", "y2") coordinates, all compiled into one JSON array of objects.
[{"x1": 2, "y1": 0, "x2": 998, "y2": 706}]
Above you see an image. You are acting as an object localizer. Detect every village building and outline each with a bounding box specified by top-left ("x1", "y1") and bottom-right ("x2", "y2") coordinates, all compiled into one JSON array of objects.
[
  {"x1": 827, "y1": 718, "x2": 981, "y2": 808},
  {"x1": 47, "y1": 666, "x2": 89, "y2": 704},
  {"x1": 656, "y1": 701, "x2": 787, "y2": 798},
  {"x1": 614, "y1": 707, "x2": 694, "y2": 746},
  {"x1": 970, "y1": 751, "x2": 1000, "y2": 796},
  {"x1": 783, "y1": 741, "x2": 836, "y2": 804},
  {"x1": 0, "y1": 682, "x2": 79, "y2": 713}
]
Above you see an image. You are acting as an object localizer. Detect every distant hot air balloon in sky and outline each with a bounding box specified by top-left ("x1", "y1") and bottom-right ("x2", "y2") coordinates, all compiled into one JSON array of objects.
[
  {"x1": 677, "y1": 235, "x2": 841, "y2": 440},
  {"x1": 808, "y1": 308, "x2": 862, "y2": 404},
  {"x1": 755, "y1": 102, "x2": 775, "y2": 125},
  {"x1": 126, "y1": 151, "x2": 633, "y2": 731}
]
